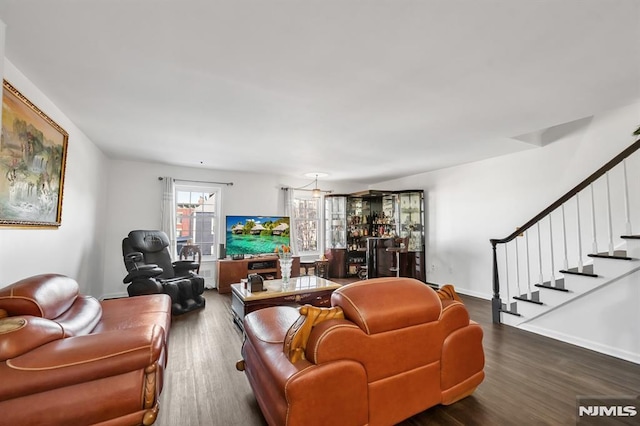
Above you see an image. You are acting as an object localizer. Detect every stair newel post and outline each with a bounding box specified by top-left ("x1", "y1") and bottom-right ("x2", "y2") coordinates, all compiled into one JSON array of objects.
[
  {"x1": 549, "y1": 214, "x2": 556, "y2": 287},
  {"x1": 576, "y1": 193, "x2": 584, "y2": 273},
  {"x1": 561, "y1": 204, "x2": 569, "y2": 270},
  {"x1": 491, "y1": 240, "x2": 502, "y2": 324},
  {"x1": 537, "y1": 222, "x2": 544, "y2": 288},
  {"x1": 606, "y1": 171, "x2": 614, "y2": 255},
  {"x1": 623, "y1": 159, "x2": 632, "y2": 235},
  {"x1": 590, "y1": 183, "x2": 598, "y2": 254}
]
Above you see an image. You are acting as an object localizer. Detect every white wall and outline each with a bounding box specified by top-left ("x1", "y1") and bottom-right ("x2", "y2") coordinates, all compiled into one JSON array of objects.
[
  {"x1": 101, "y1": 159, "x2": 362, "y2": 298},
  {"x1": 374, "y1": 101, "x2": 640, "y2": 299},
  {"x1": 373, "y1": 102, "x2": 640, "y2": 362},
  {"x1": 0, "y1": 60, "x2": 109, "y2": 295}
]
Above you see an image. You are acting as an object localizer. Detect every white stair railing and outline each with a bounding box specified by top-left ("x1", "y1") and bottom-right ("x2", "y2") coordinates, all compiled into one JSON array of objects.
[{"x1": 490, "y1": 139, "x2": 640, "y2": 323}]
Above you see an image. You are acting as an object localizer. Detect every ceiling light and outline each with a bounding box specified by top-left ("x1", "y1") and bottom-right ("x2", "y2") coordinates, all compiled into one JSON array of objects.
[
  {"x1": 294, "y1": 173, "x2": 331, "y2": 197},
  {"x1": 312, "y1": 174, "x2": 321, "y2": 198},
  {"x1": 304, "y1": 172, "x2": 329, "y2": 178}
]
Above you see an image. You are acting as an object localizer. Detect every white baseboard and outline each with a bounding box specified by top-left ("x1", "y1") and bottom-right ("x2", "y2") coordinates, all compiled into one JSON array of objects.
[{"x1": 520, "y1": 323, "x2": 640, "y2": 365}]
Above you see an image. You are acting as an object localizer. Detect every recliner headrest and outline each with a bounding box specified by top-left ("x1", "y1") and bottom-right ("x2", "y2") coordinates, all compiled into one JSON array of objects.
[
  {"x1": 331, "y1": 278, "x2": 442, "y2": 334},
  {"x1": 0, "y1": 274, "x2": 79, "y2": 319},
  {"x1": 128, "y1": 230, "x2": 170, "y2": 253}
]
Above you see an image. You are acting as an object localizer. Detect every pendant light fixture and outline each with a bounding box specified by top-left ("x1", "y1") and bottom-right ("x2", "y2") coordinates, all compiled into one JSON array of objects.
[
  {"x1": 312, "y1": 174, "x2": 321, "y2": 198},
  {"x1": 297, "y1": 172, "x2": 330, "y2": 197}
]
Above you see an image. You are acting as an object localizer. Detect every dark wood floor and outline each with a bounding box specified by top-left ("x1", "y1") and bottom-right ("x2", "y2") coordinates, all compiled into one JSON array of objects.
[{"x1": 155, "y1": 283, "x2": 640, "y2": 426}]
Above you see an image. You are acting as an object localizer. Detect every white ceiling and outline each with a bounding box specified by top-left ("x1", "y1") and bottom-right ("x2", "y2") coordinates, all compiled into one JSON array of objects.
[{"x1": 0, "y1": 0, "x2": 638, "y2": 184}]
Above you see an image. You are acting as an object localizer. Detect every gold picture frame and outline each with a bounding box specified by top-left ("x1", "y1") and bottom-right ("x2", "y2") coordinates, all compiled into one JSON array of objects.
[{"x1": 0, "y1": 79, "x2": 69, "y2": 227}]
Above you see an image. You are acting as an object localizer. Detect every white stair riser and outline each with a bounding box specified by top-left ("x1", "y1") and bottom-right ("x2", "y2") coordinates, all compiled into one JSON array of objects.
[
  {"x1": 625, "y1": 239, "x2": 640, "y2": 259},
  {"x1": 515, "y1": 301, "x2": 547, "y2": 319},
  {"x1": 591, "y1": 257, "x2": 640, "y2": 278},
  {"x1": 535, "y1": 288, "x2": 574, "y2": 306},
  {"x1": 560, "y1": 274, "x2": 605, "y2": 295},
  {"x1": 501, "y1": 312, "x2": 527, "y2": 327}
]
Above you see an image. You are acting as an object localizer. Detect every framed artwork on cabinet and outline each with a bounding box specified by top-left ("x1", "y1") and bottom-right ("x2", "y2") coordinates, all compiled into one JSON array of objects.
[{"x1": 0, "y1": 79, "x2": 69, "y2": 228}]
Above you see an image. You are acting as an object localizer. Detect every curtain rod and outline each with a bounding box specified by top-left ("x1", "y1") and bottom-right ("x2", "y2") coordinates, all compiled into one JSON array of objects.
[{"x1": 158, "y1": 177, "x2": 233, "y2": 186}]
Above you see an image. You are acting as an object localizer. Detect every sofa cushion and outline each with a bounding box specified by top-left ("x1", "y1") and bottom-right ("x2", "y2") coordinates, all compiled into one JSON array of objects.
[
  {"x1": 0, "y1": 274, "x2": 79, "y2": 319},
  {"x1": 54, "y1": 296, "x2": 103, "y2": 337},
  {"x1": 94, "y1": 294, "x2": 171, "y2": 338}
]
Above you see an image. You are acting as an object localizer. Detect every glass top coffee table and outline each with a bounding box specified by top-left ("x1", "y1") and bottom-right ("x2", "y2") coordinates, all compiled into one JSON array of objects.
[{"x1": 230, "y1": 276, "x2": 342, "y2": 330}]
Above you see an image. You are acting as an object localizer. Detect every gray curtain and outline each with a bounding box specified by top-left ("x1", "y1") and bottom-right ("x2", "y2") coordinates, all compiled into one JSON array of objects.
[
  {"x1": 160, "y1": 177, "x2": 177, "y2": 258},
  {"x1": 283, "y1": 187, "x2": 299, "y2": 256}
]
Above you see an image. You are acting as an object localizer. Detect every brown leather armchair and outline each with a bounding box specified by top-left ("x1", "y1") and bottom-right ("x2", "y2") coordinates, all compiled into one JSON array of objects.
[
  {"x1": 0, "y1": 274, "x2": 172, "y2": 426},
  {"x1": 237, "y1": 277, "x2": 484, "y2": 426}
]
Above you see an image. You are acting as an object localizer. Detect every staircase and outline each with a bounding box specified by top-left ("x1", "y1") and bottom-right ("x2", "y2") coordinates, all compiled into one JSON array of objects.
[{"x1": 490, "y1": 139, "x2": 640, "y2": 363}]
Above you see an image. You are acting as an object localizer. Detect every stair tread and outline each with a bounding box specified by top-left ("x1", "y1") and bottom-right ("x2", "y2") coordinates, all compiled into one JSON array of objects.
[
  {"x1": 559, "y1": 264, "x2": 598, "y2": 277},
  {"x1": 587, "y1": 250, "x2": 633, "y2": 260},
  {"x1": 535, "y1": 283, "x2": 570, "y2": 292},
  {"x1": 513, "y1": 295, "x2": 544, "y2": 305},
  {"x1": 499, "y1": 308, "x2": 522, "y2": 317}
]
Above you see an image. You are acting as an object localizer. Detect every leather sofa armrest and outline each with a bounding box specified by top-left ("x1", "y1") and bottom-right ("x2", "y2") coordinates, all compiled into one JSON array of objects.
[
  {"x1": 0, "y1": 316, "x2": 64, "y2": 361},
  {"x1": 439, "y1": 301, "x2": 472, "y2": 336},
  {"x1": 285, "y1": 359, "x2": 369, "y2": 426},
  {"x1": 283, "y1": 305, "x2": 344, "y2": 363},
  {"x1": 1, "y1": 324, "x2": 165, "y2": 402}
]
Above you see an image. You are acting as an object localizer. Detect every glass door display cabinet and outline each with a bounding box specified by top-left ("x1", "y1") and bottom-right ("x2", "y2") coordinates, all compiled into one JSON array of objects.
[
  {"x1": 325, "y1": 195, "x2": 347, "y2": 249},
  {"x1": 324, "y1": 195, "x2": 348, "y2": 278},
  {"x1": 346, "y1": 197, "x2": 369, "y2": 276},
  {"x1": 324, "y1": 190, "x2": 425, "y2": 280},
  {"x1": 398, "y1": 191, "x2": 424, "y2": 251},
  {"x1": 397, "y1": 190, "x2": 425, "y2": 281}
]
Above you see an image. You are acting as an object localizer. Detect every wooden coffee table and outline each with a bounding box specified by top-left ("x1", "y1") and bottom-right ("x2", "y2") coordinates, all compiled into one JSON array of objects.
[{"x1": 230, "y1": 276, "x2": 342, "y2": 330}]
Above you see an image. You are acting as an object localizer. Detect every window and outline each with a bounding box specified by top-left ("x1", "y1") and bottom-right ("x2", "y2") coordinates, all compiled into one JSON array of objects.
[
  {"x1": 293, "y1": 193, "x2": 322, "y2": 255},
  {"x1": 175, "y1": 184, "x2": 221, "y2": 260}
]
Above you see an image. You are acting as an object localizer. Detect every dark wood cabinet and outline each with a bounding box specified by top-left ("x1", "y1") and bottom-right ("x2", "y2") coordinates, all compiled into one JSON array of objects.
[{"x1": 217, "y1": 256, "x2": 300, "y2": 294}]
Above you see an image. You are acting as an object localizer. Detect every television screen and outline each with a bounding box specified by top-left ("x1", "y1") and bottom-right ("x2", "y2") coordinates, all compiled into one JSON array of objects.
[{"x1": 225, "y1": 215, "x2": 290, "y2": 256}]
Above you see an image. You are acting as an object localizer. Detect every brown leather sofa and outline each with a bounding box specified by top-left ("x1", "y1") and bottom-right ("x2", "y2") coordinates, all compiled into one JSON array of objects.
[
  {"x1": 238, "y1": 277, "x2": 485, "y2": 426},
  {"x1": 0, "y1": 274, "x2": 172, "y2": 426}
]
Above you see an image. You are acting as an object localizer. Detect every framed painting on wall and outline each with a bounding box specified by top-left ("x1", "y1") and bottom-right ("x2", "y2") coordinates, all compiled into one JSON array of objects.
[{"x1": 0, "y1": 79, "x2": 69, "y2": 228}]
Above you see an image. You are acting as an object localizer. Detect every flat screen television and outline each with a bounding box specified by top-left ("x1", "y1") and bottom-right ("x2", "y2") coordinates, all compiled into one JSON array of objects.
[{"x1": 225, "y1": 215, "x2": 290, "y2": 257}]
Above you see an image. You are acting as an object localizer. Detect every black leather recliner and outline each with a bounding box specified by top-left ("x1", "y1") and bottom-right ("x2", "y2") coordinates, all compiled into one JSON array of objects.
[{"x1": 122, "y1": 230, "x2": 206, "y2": 315}]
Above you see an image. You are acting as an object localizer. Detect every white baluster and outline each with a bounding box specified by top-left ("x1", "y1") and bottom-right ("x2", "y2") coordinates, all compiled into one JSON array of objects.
[
  {"x1": 590, "y1": 183, "x2": 597, "y2": 254},
  {"x1": 504, "y1": 243, "x2": 510, "y2": 305},
  {"x1": 561, "y1": 204, "x2": 569, "y2": 270},
  {"x1": 576, "y1": 193, "x2": 583, "y2": 273},
  {"x1": 549, "y1": 214, "x2": 556, "y2": 287},
  {"x1": 515, "y1": 236, "x2": 522, "y2": 297},
  {"x1": 537, "y1": 222, "x2": 544, "y2": 286},
  {"x1": 606, "y1": 172, "x2": 614, "y2": 255},
  {"x1": 623, "y1": 159, "x2": 632, "y2": 235},
  {"x1": 525, "y1": 230, "x2": 532, "y2": 298}
]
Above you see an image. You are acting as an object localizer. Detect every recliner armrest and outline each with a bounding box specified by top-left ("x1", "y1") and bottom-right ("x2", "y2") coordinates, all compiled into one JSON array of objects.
[
  {"x1": 172, "y1": 260, "x2": 198, "y2": 274},
  {"x1": 123, "y1": 265, "x2": 164, "y2": 283}
]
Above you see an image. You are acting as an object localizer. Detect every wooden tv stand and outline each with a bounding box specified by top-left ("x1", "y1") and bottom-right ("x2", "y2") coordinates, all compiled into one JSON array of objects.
[{"x1": 217, "y1": 255, "x2": 300, "y2": 294}]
